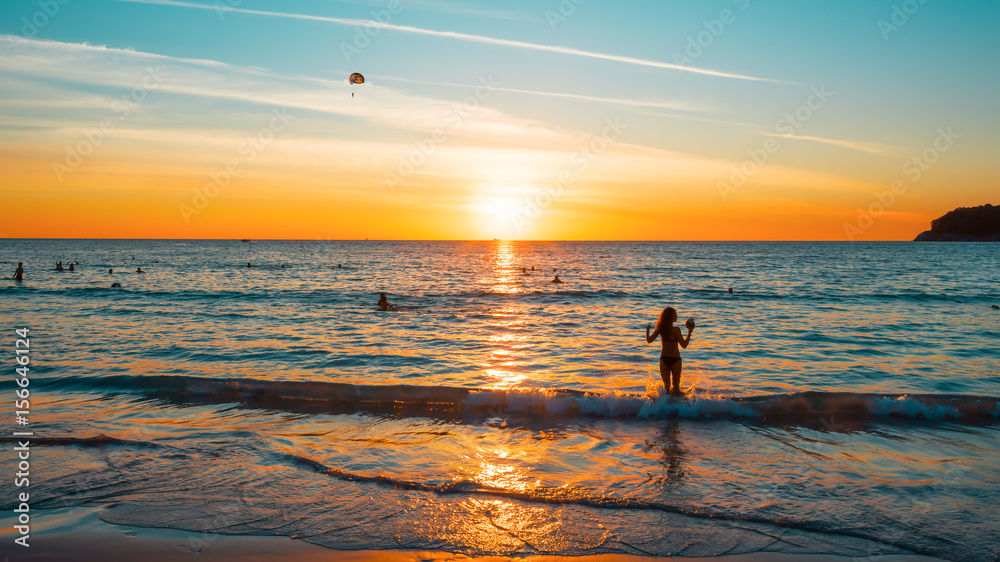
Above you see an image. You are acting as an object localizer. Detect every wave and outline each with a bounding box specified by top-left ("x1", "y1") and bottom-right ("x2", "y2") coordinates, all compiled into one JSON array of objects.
[
  {"x1": 9, "y1": 433, "x2": 943, "y2": 555},
  {"x1": 281, "y1": 453, "x2": 918, "y2": 552},
  {"x1": 475, "y1": 288, "x2": 629, "y2": 299},
  {"x1": 39, "y1": 375, "x2": 1000, "y2": 424},
  {"x1": 5, "y1": 284, "x2": 994, "y2": 306},
  {"x1": 0, "y1": 434, "x2": 163, "y2": 448}
]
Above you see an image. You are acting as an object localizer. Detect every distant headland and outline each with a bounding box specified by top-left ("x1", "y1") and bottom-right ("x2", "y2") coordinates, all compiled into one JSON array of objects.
[{"x1": 914, "y1": 204, "x2": 1000, "y2": 241}]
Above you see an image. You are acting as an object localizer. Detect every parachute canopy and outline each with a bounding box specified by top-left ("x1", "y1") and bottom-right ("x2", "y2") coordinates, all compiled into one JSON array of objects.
[{"x1": 349, "y1": 73, "x2": 365, "y2": 85}]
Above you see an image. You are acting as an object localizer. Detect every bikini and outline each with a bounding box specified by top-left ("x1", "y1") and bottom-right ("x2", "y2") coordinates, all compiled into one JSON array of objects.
[
  {"x1": 660, "y1": 331, "x2": 681, "y2": 368},
  {"x1": 659, "y1": 355, "x2": 681, "y2": 368}
]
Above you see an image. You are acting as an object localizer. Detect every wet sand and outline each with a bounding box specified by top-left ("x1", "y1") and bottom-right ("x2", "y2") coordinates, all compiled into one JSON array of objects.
[{"x1": 0, "y1": 506, "x2": 944, "y2": 561}]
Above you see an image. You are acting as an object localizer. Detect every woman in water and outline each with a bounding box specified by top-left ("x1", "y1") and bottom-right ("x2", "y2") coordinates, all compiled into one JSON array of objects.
[{"x1": 646, "y1": 307, "x2": 694, "y2": 395}]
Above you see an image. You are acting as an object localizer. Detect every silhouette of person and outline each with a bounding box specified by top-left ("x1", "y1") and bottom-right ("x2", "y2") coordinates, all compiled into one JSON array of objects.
[
  {"x1": 551, "y1": 275, "x2": 563, "y2": 284},
  {"x1": 136, "y1": 267, "x2": 144, "y2": 273},
  {"x1": 728, "y1": 287, "x2": 733, "y2": 294},
  {"x1": 13, "y1": 262, "x2": 24, "y2": 281},
  {"x1": 377, "y1": 293, "x2": 396, "y2": 311},
  {"x1": 646, "y1": 307, "x2": 695, "y2": 396},
  {"x1": 68, "y1": 263, "x2": 75, "y2": 271},
  {"x1": 108, "y1": 269, "x2": 114, "y2": 274},
  {"x1": 55, "y1": 261, "x2": 64, "y2": 271},
  {"x1": 247, "y1": 263, "x2": 252, "y2": 268}
]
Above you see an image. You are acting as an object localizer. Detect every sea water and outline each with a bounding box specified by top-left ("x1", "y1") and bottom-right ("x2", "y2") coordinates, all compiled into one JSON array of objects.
[{"x1": 0, "y1": 240, "x2": 998, "y2": 560}]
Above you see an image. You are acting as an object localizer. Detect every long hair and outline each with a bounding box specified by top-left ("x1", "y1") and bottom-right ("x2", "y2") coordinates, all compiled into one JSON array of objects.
[{"x1": 655, "y1": 307, "x2": 676, "y2": 333}]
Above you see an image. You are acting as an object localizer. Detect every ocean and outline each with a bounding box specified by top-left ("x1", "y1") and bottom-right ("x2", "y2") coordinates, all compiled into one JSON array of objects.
[{"x1": 1, "y1": 239, "x2": 998, "y2": 560}]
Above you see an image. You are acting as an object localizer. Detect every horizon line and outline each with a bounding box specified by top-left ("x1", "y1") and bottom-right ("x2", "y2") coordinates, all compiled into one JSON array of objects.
[{"x1": 0, "y1": 238, "x2": 923, "y2": 242}]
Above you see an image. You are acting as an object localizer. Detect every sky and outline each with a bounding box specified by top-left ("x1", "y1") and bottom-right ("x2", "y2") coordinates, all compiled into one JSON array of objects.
[{"x1": 0, "y1": 0, "x2": 998, "y2": 240}]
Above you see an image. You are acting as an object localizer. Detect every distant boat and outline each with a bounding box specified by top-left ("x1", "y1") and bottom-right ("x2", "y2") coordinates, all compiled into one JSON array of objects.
[{"x1": 240, "y1": 239, "x2": 251, "y2": 243}]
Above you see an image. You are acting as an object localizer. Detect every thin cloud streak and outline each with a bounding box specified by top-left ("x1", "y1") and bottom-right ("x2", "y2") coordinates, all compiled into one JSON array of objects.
[
  {"x1": 639, "y1": 110, "x2": 761, "y2": 129},
  {"x1": 762, "y1": 132, "x2": 897, "y2": 156},
  {"x1": 376, "y1": 75, "x2": 712, "y2": 112},
  {"x1": 112, "y1": 0, "x2": 786, "y2": 83},
  {"x1": 324, "y1": 0, "x2": 537, "y2": 22}
]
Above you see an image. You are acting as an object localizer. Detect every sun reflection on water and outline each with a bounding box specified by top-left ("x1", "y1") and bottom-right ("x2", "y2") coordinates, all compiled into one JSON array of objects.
[
  {"x1": 482, "y1": 241, "x2": 531, "y2": 390},
  {"x1": 488, "y1": 240, "x2": 521, "y2": 295}
]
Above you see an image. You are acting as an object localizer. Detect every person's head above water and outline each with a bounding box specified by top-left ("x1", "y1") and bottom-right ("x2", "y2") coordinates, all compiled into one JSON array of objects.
[{"x1": 379, "y1": 293, "x2": 387, "y2": 300}]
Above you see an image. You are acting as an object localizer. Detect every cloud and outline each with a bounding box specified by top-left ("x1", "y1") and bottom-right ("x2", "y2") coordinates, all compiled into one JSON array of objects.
[
  {"x1": 112, "y1": 0, "x2": 787, "y2": 83},
  {"x1": 761, "y1": 132, "x2": 898, "y2": 156},
  {"x1": 323, "y1": 0, "x2": 537, "y2": 22},
  {"x1": 377, "y1": 76, "x2": 714, "y2": 113},
  {"x1": 0, "y1": 35, "x2": 719, "y2": 156},
  {"x1": 0, "y1": 35, "x2": 861, "y2": 208},
  {"x1": 0, "y1": 34, "x2": 741, "y2": 188}
]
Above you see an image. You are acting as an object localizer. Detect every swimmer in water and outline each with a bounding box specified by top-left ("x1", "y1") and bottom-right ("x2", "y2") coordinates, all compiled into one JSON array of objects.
[
  {"x1": 111, "y1": 282, "x2": 121, "y2": 288},
  {"x1": 108, "y1": 269, "x2": 114, "y2": 274},
  {"x1": 522, "y1": 268, "x2": 530, "y2": 275},
  {"x1": 645, "y1": 307, "x2": 695, "y2": 396},
  {"x1": 247, "y1": 263, "x2": 252, "y2": 268},
  {"x1": 55, "y1": 261, "x2": 64, "y2": 271},
  {"x1": 13, "y1": 262, "x2": 24, "y2": 281},
  {"x1": 377, "y1": 293, "x2": 396, "y2": 311},
  {"x1": 68, "y1": 263, "x2": 75, "y2": 271},
  {"x1": 551, "y1": 274, "x2": 563, "y2": 284},
  {"x1": 136, "y1": 267, "x2": 144, "y2": 273}
]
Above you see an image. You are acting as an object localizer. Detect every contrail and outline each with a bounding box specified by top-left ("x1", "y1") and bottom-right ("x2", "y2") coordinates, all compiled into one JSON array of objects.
[{"x1": 113, "y1": 0, "x2": 787, "y2": 83}]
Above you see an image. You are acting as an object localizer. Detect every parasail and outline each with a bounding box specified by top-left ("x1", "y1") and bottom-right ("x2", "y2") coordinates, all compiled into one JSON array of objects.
[{"x1": 349, "y1": 73, "x2": 365, "y2": 85}]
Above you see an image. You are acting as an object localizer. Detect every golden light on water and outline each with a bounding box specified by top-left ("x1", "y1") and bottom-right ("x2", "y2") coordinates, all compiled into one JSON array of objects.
[
  {"x1": 473, "y1": 449, "x2": 532, "y2": 492},
  {"x1": 487, "y1": 240, "x2": 521, "y2": 295},
  {"x1": 482, "y1": 314, "x2": 529, "y2": 390},
  {"x1": 481, "y1": 241, "x2": 531, "y2": 389}
]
